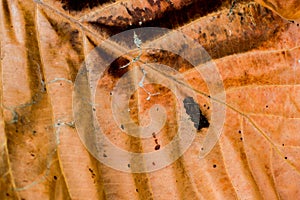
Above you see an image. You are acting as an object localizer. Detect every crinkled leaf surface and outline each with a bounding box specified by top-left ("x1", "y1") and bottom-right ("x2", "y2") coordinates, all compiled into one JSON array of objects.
[{"x1": 0, "y1": 0, "x2": 300, "y2": 199}]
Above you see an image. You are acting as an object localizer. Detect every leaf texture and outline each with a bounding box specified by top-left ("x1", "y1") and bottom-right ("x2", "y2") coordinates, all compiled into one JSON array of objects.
[{"x1": 0, "y1": 0, "x2": 300, "y2": 199}]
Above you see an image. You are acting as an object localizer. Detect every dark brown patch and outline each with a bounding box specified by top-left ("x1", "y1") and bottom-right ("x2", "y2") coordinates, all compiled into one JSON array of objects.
[
  {"x1": 107, "y1": 57, "x2": 130, "y2": 78},
  {"x1": 183, "y1": 97, "x2": 209, "y2": 130}
]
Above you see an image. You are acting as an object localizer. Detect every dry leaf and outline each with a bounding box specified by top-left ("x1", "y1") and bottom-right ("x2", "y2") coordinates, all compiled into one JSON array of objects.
[{"x1": 1, "y1": 0, "x2": 300, "y2": 199}]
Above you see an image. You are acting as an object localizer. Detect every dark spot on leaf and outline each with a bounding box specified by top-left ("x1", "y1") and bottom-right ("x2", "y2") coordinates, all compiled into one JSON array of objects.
[
  {"x1": 152, "y1": 162, "x2": 155, "y2": 165},
  {"x1": 282, "y1": 144, "x2": 285, "y2": 146},
  {"x1": 240, "y1": 138, "x2": 243, "y2": 141},
  {"x1": 154, "y1": 144, "x2": 161, "y2": 150},
  {"x1": 266, "y1": 105, "x2": 268, "y2": 108},
  {"x1": 6, "y1": 193, "x2": 9, "y2": 196},
  {"x1": 93, "y1": 108, "x2": 96, "y2": 111},
  {"x1": 152, "y1": 132, "x2": 156, "y2": 138},
  {"x1": 120, "y1": 124, "x2": 124, "y2": 130},
  {"x1": 285, "y1": 157, "x2": 287, "y2": 159},
  {"x1": 136, "y1": 188, "x2": 139, "y2": 192},
  {"x1": 54, "y1": 176, "x2": 57, "y2": 180},
  {"x1": 213, "y1": 164, "x2": 217, "y2": 168},
  {"x1": 183, "y1": 97, "x2": 209, "y2": 130},
  {"x1": 238, "y1": 130, "x2": 241, "y2": 134},
  {"x1": 128, "y1": 163, "x2": 131, "y2": 168}
]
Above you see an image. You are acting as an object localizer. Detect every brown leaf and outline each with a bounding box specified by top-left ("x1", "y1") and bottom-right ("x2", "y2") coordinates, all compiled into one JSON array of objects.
[{"x1": 1, "y1": 0, "x2": 300, "y2": 199}]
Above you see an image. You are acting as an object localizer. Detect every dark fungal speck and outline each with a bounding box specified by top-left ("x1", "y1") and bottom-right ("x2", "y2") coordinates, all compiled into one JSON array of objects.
[
  {"x1": 238, "y1": 130, "x2": 241, "y2": 134},
  {"x1": 154, "y1": 144, "x2": 160, "y2": 150},
  {"x1": 285, "y1": 157, "x2": 287, "y2": 160},
  {"x1": 136, "y1": 189, "x2": 139, "y2": 192},
  {"x1": 213, "y1": 164, "x2": 217, "y2": 168},
  {"x1": 54, "y1": 176, "x2": 57, "y2": 180},
  {"x1": 128, "y1": 163, "x2": 131, "y2": 168},
  {"x1": 120, "y1": 124, "x2": 124, "y2": 130}
]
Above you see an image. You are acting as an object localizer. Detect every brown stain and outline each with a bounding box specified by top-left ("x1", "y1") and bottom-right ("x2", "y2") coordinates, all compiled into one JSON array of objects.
[
  {"x1": 107, "y1": 56, "x2": 130, "y2": 79},
  {"x1": 89, "y1": 0, "x2": 230, "y2": 36}
]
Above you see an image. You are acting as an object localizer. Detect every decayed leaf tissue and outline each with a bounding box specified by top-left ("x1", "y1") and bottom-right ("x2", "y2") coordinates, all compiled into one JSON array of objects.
[{"x1": 1, "y1": 0, "x2": 300, "y2": 199}]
